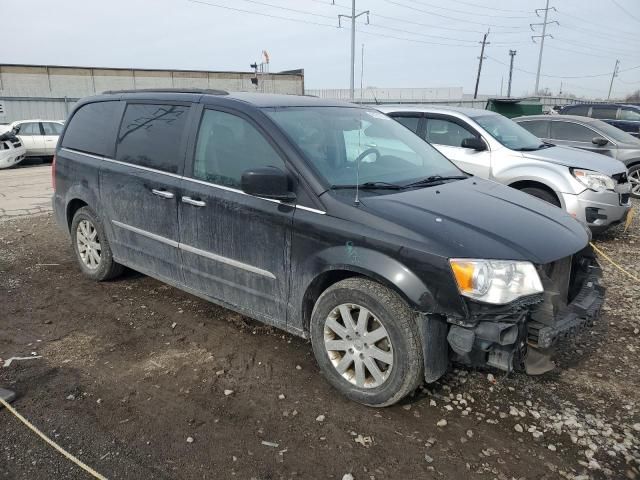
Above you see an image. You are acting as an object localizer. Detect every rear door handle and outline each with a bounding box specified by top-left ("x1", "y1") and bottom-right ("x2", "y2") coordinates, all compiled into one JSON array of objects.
[
  {"x1": 182, "y1": 196, "x2": 206, "y2": 207},
  {"x1": 151, "y1": 189, "x2": 175, "y2": 199}
]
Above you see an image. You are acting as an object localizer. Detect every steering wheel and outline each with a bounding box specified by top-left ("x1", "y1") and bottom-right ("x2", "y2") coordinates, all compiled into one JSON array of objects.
[{"x1": 354, "y1": 147, "x2": 381, "y2": 164}]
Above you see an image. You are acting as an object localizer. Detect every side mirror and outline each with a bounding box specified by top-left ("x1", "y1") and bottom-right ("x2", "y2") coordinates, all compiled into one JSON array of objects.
[
  {"x1": 461, "y1": 137, "x2": 487, "y2": 151},
  {"x1": 592, "y1": 136, "x2": 609, "y2": 146},
  {"x1": 241, "y1": 166, "x2": 295, "y2": 201}
]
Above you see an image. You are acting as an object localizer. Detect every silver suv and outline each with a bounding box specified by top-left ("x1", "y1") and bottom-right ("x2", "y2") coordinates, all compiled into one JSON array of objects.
[{"x1": 378, "y1": 106, "x2": 632, "y2": 233}]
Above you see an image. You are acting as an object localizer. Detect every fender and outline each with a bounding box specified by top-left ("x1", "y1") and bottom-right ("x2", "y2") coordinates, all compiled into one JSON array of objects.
[
  {"x1": 315, "y1": 245, "x2": 437, "y2": 310},
  {"x1": 493, "y1": 156, "x2": 586, "y2": 200},
  {"x1": 291, "y1": 242, "x2": 467, "y2": 334}
]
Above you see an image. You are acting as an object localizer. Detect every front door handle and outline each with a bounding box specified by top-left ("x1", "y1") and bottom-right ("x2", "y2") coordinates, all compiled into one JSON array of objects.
[
  {"x1": 182, "y1": 196, "x2": 206, "y2": 207},
  {"x1": 151, "y1": 189, "x2": 175, "y2": 199}
]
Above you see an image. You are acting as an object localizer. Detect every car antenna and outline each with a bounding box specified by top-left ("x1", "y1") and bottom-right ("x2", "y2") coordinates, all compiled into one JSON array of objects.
[
  {"x1": 354, "y1": 157, "x2": 361, "y2": 206},
  {"x1": 373, "y1": 94, "x2": 380, "y2": 106}
]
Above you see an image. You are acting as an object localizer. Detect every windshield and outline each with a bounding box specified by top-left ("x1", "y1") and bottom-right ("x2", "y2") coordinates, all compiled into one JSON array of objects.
[
  {"x1": 265, "y1": 107, "x2": 462, "y2": 187},
  {"x1": 474, "y1": 114, "x2": 544, "y2": 150},
  {"x1": 594, "y1": 120, "x2": 640, "y2": 145}
]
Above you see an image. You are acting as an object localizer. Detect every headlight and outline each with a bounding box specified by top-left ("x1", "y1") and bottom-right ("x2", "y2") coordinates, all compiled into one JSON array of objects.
[
  {"x1": 572, "y1": 169, "x2": 615, "y2": 192},
  {"x1": 449, "y1": 259, "x2": 543, "y2": 304}
]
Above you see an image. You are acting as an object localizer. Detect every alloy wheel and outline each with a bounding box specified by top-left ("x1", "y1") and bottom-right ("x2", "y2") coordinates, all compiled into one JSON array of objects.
[
  {"x1": 76, "y1": 219, "x2": 101, "y2": 269},
  {"x1": 323, "y1": 303, "x2": 393, "y2": 388},
  {"x1": 630, "y1": 168, "x2": 640, "y2": 196}
]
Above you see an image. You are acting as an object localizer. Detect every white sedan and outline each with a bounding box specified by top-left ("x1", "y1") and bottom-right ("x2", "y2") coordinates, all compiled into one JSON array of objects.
[
  {"x1": 11, "y1": 120, "x2": 64, "y2": 159},
  {"x1": 0, "y1": 127, "x2": 27, "y2": 169}
]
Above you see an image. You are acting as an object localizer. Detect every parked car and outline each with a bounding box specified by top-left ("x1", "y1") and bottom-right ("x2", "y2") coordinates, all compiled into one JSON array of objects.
[
  {"x1": 378, "y1": 106, "x2": 631, "y2": 233},
  {"x1": 0, "y1": 127, "x2": 27, "y2": 169},
  {"x1": 514, "y1": 114, "x2": 640, "y2": 198},
  {"x1": 560, "y1": 103, "x2": 640, "y2": 138},
  {"x1": 54, "y1": 90, "x2": 604, "y2": 406},
  {"x1": 11, "y1": 119, "x2": 64, "y2": 159}
]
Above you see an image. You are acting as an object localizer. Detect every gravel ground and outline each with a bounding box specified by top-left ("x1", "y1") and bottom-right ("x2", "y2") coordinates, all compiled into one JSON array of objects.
[{"x1": 0, "y1": 201, "x2": 638, "y2": 480}]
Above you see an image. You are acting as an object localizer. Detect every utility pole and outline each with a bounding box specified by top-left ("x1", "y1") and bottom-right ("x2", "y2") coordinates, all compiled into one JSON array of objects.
[
  {"x1": 507, "y1": 49, "x2": 516, "y2": 97},
  {"x1": 337, "y1": 1, "x2": 369, "y2": 101},
  {"x1": 531, "y1": 0, "x2": 558, "y2": 95},
  {"x1": 607, "y1": 59, "x2": 620, "y2": 100},
  {"x1": 473, "y1": 30, "x2": 490, "y2": 100}
]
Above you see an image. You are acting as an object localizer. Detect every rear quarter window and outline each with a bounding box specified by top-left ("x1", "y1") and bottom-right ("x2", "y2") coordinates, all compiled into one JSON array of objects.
[
  {"x1": 61, "y1": 101, "x2": 122, "y2": 157},
  {"x1": 563, "y1": 105, "x2": 589, "y2": 116},
  {"x1": 116, "y1": 103, "x2": 189, "y2": 174}
]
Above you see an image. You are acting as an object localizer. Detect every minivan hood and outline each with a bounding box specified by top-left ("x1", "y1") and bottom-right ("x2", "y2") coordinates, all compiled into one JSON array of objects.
[
  {"x1": 522, "y1": 145, "x2": 626, "y2": 176},
  {"x1": 359, "y1": 178, "x2": 588, "y2": 265}
]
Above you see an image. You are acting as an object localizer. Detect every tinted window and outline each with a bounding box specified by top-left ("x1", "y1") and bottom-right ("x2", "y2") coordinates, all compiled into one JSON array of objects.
[
  {"x1": 620, "y1": 108, "x2": 640, "y2": 121},
  {"x1": 17, "y1": 122, "x2": 40, "y2": 135},
  {"x1": 425, "y1": 118, "x2": 477, "y2": 147},
  {"x1": 591, "y1": 106, "x2": 618, "y2": 120},
  {"x1": 550, "y1": 121, "x2": 596, "y2": 142},
  {"x1": 193, "y1": 109, "x2": 285, "y2": 188},
  {"x1": 42, "y1": 122, "x2": 63, "y2": 135},
  {"x1": 518, "y1": 120, "x2": 549, "y2": 138},
  {"x1": 563, "y1": 105, "x2": 589, "y2": 116},
  {"x1": 116, "y1": 104, "x2": 189, "y2": 174},
  {"x1": 392, "y1": 116, "x2": 420, "y2": 133},
  {"x1": 62, "y1": 101, "x2": 121, "y2": 157}
]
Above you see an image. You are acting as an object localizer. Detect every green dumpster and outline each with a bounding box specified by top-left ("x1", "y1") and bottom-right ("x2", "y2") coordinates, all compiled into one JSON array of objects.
[{"x1": 485, "y1": 98, "x2": 543, "y2": 118}]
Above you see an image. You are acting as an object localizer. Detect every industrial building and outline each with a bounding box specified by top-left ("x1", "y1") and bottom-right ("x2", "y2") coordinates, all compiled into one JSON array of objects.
[{"x1": 0, "y1": 64, "x2": 304, "y2": 123}]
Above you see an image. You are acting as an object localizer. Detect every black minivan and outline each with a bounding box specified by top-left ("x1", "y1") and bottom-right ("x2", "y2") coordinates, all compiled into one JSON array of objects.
[{"x1": 53, "y1": 90, "x2": 604, "y2": 406}]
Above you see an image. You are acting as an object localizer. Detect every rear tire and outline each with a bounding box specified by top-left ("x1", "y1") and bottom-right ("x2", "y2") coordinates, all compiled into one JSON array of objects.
[
  {"x1": 628, "y1": 164, "x2": 640, "y2": 199},
  {"x1": 71, "y1": 207, "x2": 124, "y2": 281},
  {"x1": 520, "y1": 187, "x2": 561, "y2": 207},
  {"x1": 310, "y1": 278, "x2": 424, "y2": 407}
]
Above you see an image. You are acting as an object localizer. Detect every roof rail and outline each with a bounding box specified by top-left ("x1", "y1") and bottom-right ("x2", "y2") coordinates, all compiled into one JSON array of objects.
[{"x1": 102, "y1": 88, "x2": 229, "y2": 95}]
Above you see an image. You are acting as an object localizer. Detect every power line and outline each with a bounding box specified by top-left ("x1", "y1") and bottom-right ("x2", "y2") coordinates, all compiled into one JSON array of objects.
[
  {"x1": 187, "y1": 0, "x2": 339, "y2": 28},
  {"x1": 403, "y1": 0, "x2": 532, "y2": 19},
  {"x1": 383, "y1": 0, "x2": 528, "y2": 30},
  {"x1": 558, "y1": 22, "x2": 640, "y2": 47},
  {"x1": 231, "y1": 0, "x2": 335, "y2": 20},
  {"x1": 187, "y1": 0, "x2": 477, "y2": 47},
  {"x1": 555, "y1": 37, "x2": 639, "y2": 58},
  {"x1": 357, "y1": 29, "x2": 477, "y2": 48},
  {"x1": 365, "y1": 22, "x2": 479, "y2": 43},
  {"x1": 611, "y1": 0, "x2": 640, "y2": 23},
  {"x1": 546, "y1": 45, "x2": 628, "y2": 61},
  {"x1": 486, "y1": 55, "x2": 640, "y2": 79},
  {"x1": 446, "y1": 0, "x2": 530, "y2": 14}
]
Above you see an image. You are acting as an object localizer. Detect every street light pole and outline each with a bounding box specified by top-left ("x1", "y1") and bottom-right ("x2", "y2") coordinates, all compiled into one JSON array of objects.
[{"x1": 507, "y1": 50, "x2": 517, "y2": 98}]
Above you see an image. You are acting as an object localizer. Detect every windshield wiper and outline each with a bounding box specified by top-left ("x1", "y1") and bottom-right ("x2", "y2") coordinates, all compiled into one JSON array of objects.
[
  {"x1": 403, "y1": 175, "x2": 468, "y2": 188},
  {"x1": 330, "y1": 181, "x2": 404, "y2": 190},
  {"x1": 514, "y1": 144, "x2": 548, "y2": 151}
]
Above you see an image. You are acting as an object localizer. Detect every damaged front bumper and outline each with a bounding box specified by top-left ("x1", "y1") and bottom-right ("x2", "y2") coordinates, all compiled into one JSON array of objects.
[{"x1": 445, "y1": 247, "x2": 605, "y2": 375}]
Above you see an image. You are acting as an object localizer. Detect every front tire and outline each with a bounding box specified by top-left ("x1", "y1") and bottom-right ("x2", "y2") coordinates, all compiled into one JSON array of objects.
[
  {"x1": 520, "y1": 187, "x2": 561, "y2": 207},
  {"x1": 310, "y1": 278, "x2": 424, "y2": 407},
  {"x1": 71, "y1": 207, "x2": 123, "y2": 281}
]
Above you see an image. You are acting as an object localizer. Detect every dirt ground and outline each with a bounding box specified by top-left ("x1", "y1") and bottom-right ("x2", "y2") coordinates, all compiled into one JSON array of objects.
[{"x1": 1, "y1": 203, "x2": 639, "y2": 480}]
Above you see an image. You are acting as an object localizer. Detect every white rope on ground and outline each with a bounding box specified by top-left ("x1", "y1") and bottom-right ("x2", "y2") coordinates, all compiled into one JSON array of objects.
[{"x1": 0, "y1": 396, "x2": 108, "y2": 480}]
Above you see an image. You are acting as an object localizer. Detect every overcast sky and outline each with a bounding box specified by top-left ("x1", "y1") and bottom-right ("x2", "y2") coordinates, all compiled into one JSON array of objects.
[{"x1": 4, "y1": 0, "x2": 640, "y2": 99}]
